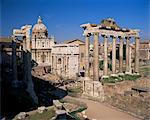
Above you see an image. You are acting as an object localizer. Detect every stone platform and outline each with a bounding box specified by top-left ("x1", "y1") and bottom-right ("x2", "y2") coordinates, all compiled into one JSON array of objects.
[{"x1": 83, "y1": 80, "x2": 104, "y2": 101}]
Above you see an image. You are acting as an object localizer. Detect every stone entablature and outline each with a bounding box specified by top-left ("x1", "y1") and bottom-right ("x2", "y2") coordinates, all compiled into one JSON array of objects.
[
  {"x1": 81, "y1": 18, "x2": 139, "y2": 38},
  {"x1": 52, "y1": 44, "x2": 79, "y2": 55}
]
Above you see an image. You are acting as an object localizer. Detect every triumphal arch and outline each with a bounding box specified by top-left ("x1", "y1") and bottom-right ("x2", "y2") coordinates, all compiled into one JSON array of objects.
[{"x1": 80, "y1": 18, "x2": 140, "y2": 100}]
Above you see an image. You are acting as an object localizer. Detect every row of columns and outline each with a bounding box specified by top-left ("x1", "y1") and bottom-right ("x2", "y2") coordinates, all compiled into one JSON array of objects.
[{"x1": 85, "y1": 33, "x2": 140, "y2": 81}]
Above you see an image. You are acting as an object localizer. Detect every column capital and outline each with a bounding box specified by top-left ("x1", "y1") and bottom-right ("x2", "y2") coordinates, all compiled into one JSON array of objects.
[
  {"x1": 101, "y1": 34, "x2": 108, "y2": 38},
  {"x1": 125, "y1": 36, "x2": 131, "y2": 39},
  {"x1": 93, "y1": 32, "x2": 99, "y2": 36},
  {"x1": 110, "y1": 35, "x2": 117, "y2": 39},
  {"x1": 118, "y1": 36, "x2": 124, "y2": 39},
  {"x1": 84, "y1": 33, "x2": 91, "y2": 37},
  {"x1": 11, "y1": 35, "x2": 17, "y2": 42},
  {"x1": 135, "y1": 36, "x2": 140, "y2": 39}
]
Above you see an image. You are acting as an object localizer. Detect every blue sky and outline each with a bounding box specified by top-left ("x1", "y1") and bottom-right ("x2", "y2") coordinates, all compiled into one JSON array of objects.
[{"x1": 1, "y1": 0, "x2": 150, "y2": 42}]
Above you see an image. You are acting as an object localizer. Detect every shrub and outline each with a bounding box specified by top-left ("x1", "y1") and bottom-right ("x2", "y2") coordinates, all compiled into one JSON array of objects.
[{"x1": 102, "y1": 74, "x2": 141, "y2": 84}]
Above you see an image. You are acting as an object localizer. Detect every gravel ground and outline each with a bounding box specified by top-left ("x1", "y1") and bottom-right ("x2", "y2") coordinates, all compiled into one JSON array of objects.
[{"x1": 77, "y1": 98, "x2": 141, "y2": 120}]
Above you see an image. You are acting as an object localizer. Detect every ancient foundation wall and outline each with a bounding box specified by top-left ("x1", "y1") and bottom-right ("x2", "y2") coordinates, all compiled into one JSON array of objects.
[{"x1": 103, "y1": 78, "x2": 150, "y2": 119}]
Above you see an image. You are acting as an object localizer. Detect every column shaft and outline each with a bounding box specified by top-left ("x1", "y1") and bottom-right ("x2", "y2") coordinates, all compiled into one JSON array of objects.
[
  {"x1": 134, "y1": 37, "x2": 140, "y2": 73},
  {"x1": 126, "y1": 37, "x2": 130, "y2": 73},
  {"x1": 93, "y1": 33, "x2": 99, "y2": 81},
  {"x1": 0, "y1": 44, "x2": 2, "y2": 65},
  {"x1": 103, "y1": 35, "x2": 108, "y2": 76},
  {"x1": 25, "y1": 28, "x2": 38, "y2": 104},
  {"x1": 112, "y1": 36, "x2": 117, "y2": 74},
  {"x1": 119, "y1": 37, "x2": 123, "y2": 73},
  {"x1": 85, "y1": 35, "x2": 90, "y2": 78},
  {"x1": 12, "y1": 37, "x2": 18, "y2": 82},
  {"x1": 129, "y1": 45, "x2": 132, "y2": 73}
]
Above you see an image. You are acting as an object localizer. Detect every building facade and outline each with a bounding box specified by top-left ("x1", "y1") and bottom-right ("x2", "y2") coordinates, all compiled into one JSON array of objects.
[
  {"x1": 139, "y1": 40, "x2": 150, "y2": 65},
  {"x1": 52, "y1": 44, "x2": 79, "y2": 78},
  {"x1": 31, "y1": 16, "x2": 55, "y2": 66},
  {"x1": 30, "y1": 17, "x2": 81, "y2": 78}
]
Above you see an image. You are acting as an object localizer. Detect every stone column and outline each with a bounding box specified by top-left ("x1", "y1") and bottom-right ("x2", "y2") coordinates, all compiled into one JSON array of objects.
[
  {"x1": 25, "y1": 26, "x2": 38, "y2": 104},
  {"x1": 0, "y1": 44, "x2": 2, "y2": 65},
  {"x1": 63, "y1": 56, "x2": 66, "y2": 75},
  {"x1": 85, "y1": 35, "x2": 90, "y2": 78},
  {"x1": 119, "y1": 36, "x2": 124, "y2": 74},
  {"x1": 134, "y1": 37, "x2": 140, "y2": 74},
  {"x1": 93, "y1": 33, "x2": 99, "y2": 81},
  {"x1": 12, "y1": 36, "x2": 18, "y2": 87},
  {"x1": 52, "y1": 55, "x2": 54, "y2": 72},
  {"x1": 55, "y1": 56, "x2": 57, "y2": 73},
  {"x1": 112, "y1": 36, "x2": 117, "y2": 75},
  {"x1": 35, "y1": 50, "x2": 37, "y2": 62},
  {"x1": 66, "y1": 56, "x2": 68, "y2": 76},
  {"x1": 0, "y1": 44, "x2": 2, "y2": 82},
  {"x1": 125, "y1": 37, "x2": 130, "y2": 74},
  {"x1": 129, "y1": 45, "x2": 132, "y2": 73},
  {"x1": 103, "y1": 35, "x2": 108, "y2": 77}
]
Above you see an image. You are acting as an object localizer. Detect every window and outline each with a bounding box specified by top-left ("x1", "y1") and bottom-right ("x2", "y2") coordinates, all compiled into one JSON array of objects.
[{"x1": 58, "y1": 58, "x2": 61, "y2": 64}]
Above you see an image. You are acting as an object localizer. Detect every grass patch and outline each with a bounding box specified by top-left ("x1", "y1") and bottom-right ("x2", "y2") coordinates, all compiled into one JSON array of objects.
[
  {"x1": 59, "y1": 97, "x2": 87, "y2": 120},
  {"x1": 102, "y1": 74, "x2": 141, "y2": 84},
  {"x1": 59, "y1": 97, "x2": 87, "y2": 109},
  {"x1": 66, "y1": 86, "x2": 83, "y2": 97},
  {"x1": 25, "y1": 107, "x2": 55, "y2": 120},
  {"x1": 69, "y1": 107, "x2": 86, "y2": 120},
  {"x1": 139, "y1": 67, "x2": 150, "y2": 77},
  {"x1": 121, "y1": 74, "x2": 141, "y2": 81},
  {"x1": 102, "y1": 76, "x2": 123, "y2": 83}
]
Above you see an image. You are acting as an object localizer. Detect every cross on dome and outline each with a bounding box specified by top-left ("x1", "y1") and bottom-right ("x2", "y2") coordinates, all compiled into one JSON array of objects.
[{"x1": 38, "y1": 16, "x2": 42, "y2": 24}]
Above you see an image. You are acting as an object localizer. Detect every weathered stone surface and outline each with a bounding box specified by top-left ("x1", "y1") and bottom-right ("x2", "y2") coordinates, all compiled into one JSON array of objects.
[
  {"x1": 53, "y1": 100, "x2": 63, "y2": 110},
  {"x1": 37, "y1": 106, "x2": 46, "y2": 113},
  {"x1": 16, "y1": 112, "x2": 27, "y2": 120},
  {"x1": 83, "y1": 80, "x2": 104, "y2": 101},
  {"x1": 55, "y1": 110, "x2": 66, "y2": 115},
  {"x1": 103, "y1": 78, "x2": 150, "y2": 119}
]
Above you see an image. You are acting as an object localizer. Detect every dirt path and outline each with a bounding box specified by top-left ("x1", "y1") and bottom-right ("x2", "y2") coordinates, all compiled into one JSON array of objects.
[{"x1": 78, "y1": 98, "x2": 141, "y2": 120}]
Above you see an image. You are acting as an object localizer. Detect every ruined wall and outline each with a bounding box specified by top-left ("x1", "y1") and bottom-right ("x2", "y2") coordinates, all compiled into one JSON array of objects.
[{"x1": 103, "y1": 78, "x2": 150, "y2": 119}]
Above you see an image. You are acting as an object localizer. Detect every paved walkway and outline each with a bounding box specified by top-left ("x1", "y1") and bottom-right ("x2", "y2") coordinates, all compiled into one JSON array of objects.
[{"x1": 78, "y1": 98, "x2": 141, "y2": 120}]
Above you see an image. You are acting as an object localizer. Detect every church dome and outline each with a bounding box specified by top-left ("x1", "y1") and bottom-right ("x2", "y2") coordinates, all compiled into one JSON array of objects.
[{"x1": 32, "y1": 16, "x2": 48, "y2": 38}]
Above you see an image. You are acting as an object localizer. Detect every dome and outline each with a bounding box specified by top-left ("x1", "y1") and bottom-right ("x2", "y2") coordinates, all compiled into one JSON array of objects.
[{"x1": 32, "y1": 16, "x2": 48, "y2": 38}]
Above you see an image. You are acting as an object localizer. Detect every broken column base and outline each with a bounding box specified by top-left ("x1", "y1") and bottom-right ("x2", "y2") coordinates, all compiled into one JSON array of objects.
[
  {"x1": 118, "y1": 72, "x2": 124, "y2": 76},
  {"x1": 125, "y1": 71, "x2": 132, "y2": 75},
  {"x1": 133, "y1": 72, "x2": 140, "y2": 75},
  {"x1": 82, "y1": 80, "x2": 104, "y2": 102},
  {"x1": 110, "y1": 74, "x2": 118, "y2": 77},
  {"x1": 101, "y1": 75, "x2": 109, "y2": 79}
]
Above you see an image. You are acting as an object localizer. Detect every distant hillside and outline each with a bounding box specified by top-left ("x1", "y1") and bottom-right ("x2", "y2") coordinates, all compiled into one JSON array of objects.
[{"x1": 0, "y1": 37, "x2": 12, "y2": 42}]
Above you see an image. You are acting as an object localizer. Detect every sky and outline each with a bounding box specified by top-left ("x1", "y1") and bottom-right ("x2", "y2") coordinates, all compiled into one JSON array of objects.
[{"x1": 1, "y1": 0, "x2": 150, "y2": 42}]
